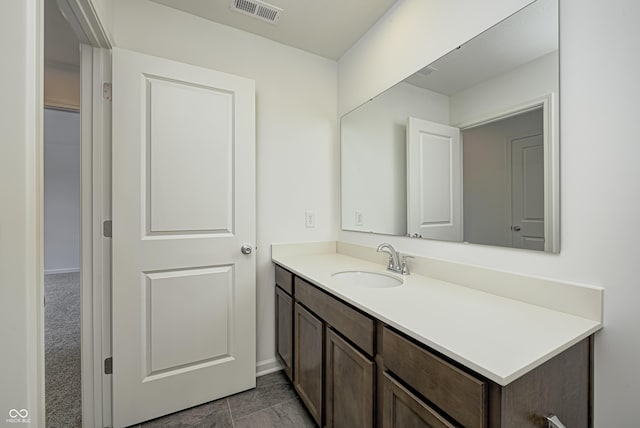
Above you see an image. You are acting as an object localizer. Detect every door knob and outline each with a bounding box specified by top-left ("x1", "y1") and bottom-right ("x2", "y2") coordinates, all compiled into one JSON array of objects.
[
  {"x1": 511, "y1": 225, "x2": 521, "y2": 231},
  {"x1": 241, "y1": 244, "x2": 253, "y2": 255}
]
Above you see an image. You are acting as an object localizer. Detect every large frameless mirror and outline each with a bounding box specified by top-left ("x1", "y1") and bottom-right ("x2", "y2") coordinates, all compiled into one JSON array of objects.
[{"x1": 341, "y1": 0, "x2": 559, "y2": 252}]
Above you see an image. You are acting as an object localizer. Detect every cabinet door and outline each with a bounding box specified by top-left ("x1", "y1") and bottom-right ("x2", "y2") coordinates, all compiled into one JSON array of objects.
[
  {"x1": 382, "y1": 372, "x2": 456, "y2": 428},
  {"x1": 275, "y1": 286, "x2": 293, "y2": 381},
  {"x1": 325, "y1": 327, "x2": 374, "y2": 428},
  {"x1": 294, "y1": 302, "x2": 323, "y2": 426}
]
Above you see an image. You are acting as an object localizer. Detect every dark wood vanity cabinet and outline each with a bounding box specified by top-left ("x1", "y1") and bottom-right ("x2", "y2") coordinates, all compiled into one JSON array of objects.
[
  {"x1": 294, "y1": 274, "x2": 376, "y2": 428},
  {"x1": 274, "y1": 264, "x2": 592, "y2": 428},
  {"x1": 275, "y1": 266, "x2": 376, "y2": 428},
  {"x1": 379, "y1": 326, "x2": 591, "y2": 428}
]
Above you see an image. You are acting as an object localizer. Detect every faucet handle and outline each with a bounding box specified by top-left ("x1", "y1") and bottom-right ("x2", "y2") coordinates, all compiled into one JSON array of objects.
[
  {"x1": 400, "y1": 255, "x2": 414, "y2": 275},
  {"x1": 385, "y1": 254, "x2": 395, "y2": 270}
]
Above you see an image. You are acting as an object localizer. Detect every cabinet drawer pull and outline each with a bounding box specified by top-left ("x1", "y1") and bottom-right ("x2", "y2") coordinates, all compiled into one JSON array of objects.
[{"x1": 546, "y1": 415, "x2": 566, "y2": 428}]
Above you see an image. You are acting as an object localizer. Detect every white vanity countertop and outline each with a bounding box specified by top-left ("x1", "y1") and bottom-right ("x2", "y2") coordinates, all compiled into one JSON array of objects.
[{"x1": 272, "y1": 244, "x2": 603, "y2": 386}]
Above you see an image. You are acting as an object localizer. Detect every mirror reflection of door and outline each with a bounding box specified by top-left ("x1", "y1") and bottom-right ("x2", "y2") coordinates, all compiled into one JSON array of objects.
[
  {"x1": 511, "y1": 132, "x2": 544, "y2": 250},
  {"x1": 462, "y1": 107, "x2": 544, "y2": 249},
  {"x1": 406, "y1": 117, "x2": 462, "y2": 242}
]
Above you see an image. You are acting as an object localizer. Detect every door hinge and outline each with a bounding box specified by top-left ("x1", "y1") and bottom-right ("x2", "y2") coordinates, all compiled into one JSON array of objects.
[
  {"x1": 103, "y1": 82, "x2": 112, "y2": 101},
  {"x1": 104, "y1": 357, "x2": 113, "y2": 375},
  {"x1": 103, "y1": 220, "x2": 112, "y2": 238}
]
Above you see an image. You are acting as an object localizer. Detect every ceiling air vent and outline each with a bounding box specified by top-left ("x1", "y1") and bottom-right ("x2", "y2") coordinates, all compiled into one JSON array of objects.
[
  {"x1": 416, "y1": 65, "x2": 439, "y2": 78},
  {"x1": 231, "y1": 0, "x2": 283, "y2": 24}
]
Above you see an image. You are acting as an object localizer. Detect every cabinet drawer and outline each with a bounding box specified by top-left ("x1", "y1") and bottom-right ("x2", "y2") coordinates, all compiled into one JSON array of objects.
[
  {"x1": 275, "y1": 264, "x2": 293, "y2": 295},
  {"x1": 382, "y1": 328, "x2": 486, "y2": 428},
  {"x1": 295, "y1": 277, "x2": 375, "y2": 356},
  {"x1": 382, "y1": 372, "x2": 456, "y2": 428}
]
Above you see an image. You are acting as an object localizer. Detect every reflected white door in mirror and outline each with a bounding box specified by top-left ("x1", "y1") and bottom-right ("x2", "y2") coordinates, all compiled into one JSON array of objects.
[{"x1": 407, "y1": 118, "x2": 462, "y2": 242}]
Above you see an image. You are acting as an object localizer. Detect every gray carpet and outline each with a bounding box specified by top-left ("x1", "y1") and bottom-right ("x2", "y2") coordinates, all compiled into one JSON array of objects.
[{"x1": 45, "y1": 272, "x2": 81, "y2": 428}]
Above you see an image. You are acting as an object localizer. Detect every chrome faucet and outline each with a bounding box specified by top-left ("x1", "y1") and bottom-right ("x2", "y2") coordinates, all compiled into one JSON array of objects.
[{"x1": 377, "y1": 243, "x2": 412, "y2": 275}]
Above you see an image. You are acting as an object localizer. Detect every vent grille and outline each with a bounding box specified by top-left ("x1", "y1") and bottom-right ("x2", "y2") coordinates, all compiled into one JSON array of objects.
[
  {"x1": 231, "y1": 0, "x2": 282, "y2": 24},
  {"x1": 417, "y1": 65, "x2": 439, "y2": 77},
  {"x1": 235, "y1": 0, "x2": 257, "y2": 14}
]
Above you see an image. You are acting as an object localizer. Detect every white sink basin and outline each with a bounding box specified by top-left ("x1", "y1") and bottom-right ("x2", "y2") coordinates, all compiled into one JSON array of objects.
[{"x1": 331, "y1": 270, "x2": 403, "y2": 288}]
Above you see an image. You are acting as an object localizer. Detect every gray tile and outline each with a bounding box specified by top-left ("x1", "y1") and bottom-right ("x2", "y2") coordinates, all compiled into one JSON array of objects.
[
  {"x1": 141, "y1": 399, "x2": 232, "y2": 428},
  {"x1": 228, "y1": 372, "x2": 297, "y2": 419},
  {"x1": 255, "y1": 371, "x2": 290, "y2": 388},
  {"x1": 234, "y1": 399, "x2": 316, "y2": 428}
]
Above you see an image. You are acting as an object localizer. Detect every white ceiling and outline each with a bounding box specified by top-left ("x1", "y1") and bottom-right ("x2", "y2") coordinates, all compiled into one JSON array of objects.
[
  {"x1": 404, "y1": 0, "x2": 558, "y2": 96},
  {"x1": 44, "y1": 0, "x2": 80, "y2": 66},
  {"x1": 149, "y1": 0, "x2": 399, "y2": 60}
]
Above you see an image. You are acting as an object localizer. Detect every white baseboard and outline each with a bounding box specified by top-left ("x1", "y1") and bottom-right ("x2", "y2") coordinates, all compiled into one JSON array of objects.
[
  {"x1": 256, "y1": 358, "x2": 282, "y2": 377},
  {"x1": 44, "y1": 268, "x2": 80, "y2": 275}
]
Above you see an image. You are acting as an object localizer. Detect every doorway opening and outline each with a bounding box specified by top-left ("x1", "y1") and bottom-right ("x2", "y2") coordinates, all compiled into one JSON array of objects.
[
  {"x1": 44, "y1": 0, "x2": 81, "y2": 425},
  {"x1": 461, "y1": 106, "x2": 545, "y2": 250}
]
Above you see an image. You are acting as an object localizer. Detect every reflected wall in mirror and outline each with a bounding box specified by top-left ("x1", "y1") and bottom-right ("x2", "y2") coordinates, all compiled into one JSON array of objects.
[{"x1": 341, "y1": 0, "x2": 559, "y2": 252}]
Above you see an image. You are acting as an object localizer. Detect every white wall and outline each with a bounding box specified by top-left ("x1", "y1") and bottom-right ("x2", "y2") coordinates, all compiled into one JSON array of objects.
[
  {"x1": 338, "y1": 0, "x2": 640, "y2": 425},
  {"x1": 44, "y1": 109, "x2": 80, "y2": 274},
  {"x1": 341, "y1": 82, "x2": 448, "y2": 235},
  {"x1": 90, "y1": 0, "x2": 114, "y2": 42},
  {"x1": 0, "y1": 0, "x2": 44, "y2": 426},
  {"x1": 463, "y1": 108, "x2": 542, "y2": 247},
  {"x1": 338, "y1": 0, "x2": 535, "y2": 116},
  {"x1": 111, "y1": 0, "x2": 338, "y2": 368},
  {"x1": 450, "y1": 51, "x2": 558, "y2": 125}
]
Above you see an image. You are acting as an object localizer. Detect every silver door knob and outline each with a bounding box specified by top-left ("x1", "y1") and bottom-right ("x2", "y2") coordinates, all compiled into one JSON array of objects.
[
  {"x1": 511, "y1": 225, "x2": 521, "y2": 231},
  {"x1": 241, "y1": 244, "x2": 253, "y2": 255}
]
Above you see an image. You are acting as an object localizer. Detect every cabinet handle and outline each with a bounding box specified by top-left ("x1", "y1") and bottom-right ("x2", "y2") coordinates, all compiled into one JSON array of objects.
[{"x1": 546, "y1": 415, "x2": 566, "y2": 428}]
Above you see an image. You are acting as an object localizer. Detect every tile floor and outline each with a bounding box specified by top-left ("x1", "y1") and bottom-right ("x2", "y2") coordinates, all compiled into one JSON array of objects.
[{"x1": 132, "y1": 371, "x2": 316, "y2": 428}]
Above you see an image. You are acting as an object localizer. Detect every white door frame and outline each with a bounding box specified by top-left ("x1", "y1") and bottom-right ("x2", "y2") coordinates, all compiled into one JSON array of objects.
[
  {"x1": 53, "y1": 1, "x2": 113, "y2": 427},
  {"x1": 79, "y1": 45, "x2": 112, "y2": 427},
  {"x1": 455, "y1": 93, "x2": 559, "y2": 253}
]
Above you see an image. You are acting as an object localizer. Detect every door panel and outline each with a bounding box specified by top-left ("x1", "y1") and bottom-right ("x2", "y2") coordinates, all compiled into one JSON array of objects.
[
  {"x1": 147, "y1": 77, "x2": 234, "y2": 234},
  {"x1": 407, "y1": 117, "x2": 462, "y2": 241},
  {"x1": 145, "y1": 266, "x2": 233, "y2": 374},
  {"x1": 511, "y1": 133, "x2": 544, "y2": 250},
  {"x1": 112, "y1": 48, "x2": 255, "y2": 428}
]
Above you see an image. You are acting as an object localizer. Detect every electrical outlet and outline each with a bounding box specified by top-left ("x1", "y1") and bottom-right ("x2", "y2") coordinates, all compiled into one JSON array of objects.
[
  {"x1": 355, "y1": 211, "x2": 364, "y2": 226},
  {"x1": 305, "y1": 211, "x2": 316, "y2": 228}
]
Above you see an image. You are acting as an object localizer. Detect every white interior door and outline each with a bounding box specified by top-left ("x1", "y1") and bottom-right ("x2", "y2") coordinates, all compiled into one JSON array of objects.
[
  {"x1": 511, "y1": 133, "x2": 545, "y2": 250},
  {"x1": 112, "y1": 48, "x2": 256, "y2": 428},
  {"x1": 407, "y1": 117, "x2": 462, "y2": 241}
]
